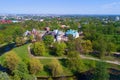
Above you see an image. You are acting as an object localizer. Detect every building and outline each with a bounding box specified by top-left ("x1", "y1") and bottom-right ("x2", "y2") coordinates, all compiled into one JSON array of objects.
[
  {"x1": 65, "y1": 29, "x2": 79, "y2": 38},
  {"x1": 0, "y1": 20, "x2": 12, "y2": 24},
  {"x1": 116, "y1": 16, "x2": 120, "y2": 21}
]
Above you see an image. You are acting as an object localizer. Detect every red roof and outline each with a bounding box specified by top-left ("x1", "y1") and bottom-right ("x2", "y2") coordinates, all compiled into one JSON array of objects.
[{"x1": 0, "y1": 20, "x2": 12, "y2": 24}]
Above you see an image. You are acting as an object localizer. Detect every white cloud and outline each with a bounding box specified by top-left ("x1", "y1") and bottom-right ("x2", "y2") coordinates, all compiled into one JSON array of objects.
[
  {"x1": 102, "y1": 2, "x2": 120, "y2": 9},
  {"x1": 98, "y1": 2, "x2": 120, "y2": 14}
]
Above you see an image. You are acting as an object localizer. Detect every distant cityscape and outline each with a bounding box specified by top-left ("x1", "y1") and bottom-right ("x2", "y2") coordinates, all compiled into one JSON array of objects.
[{"x1": 0, "y1": 14, "x2": 120, "y2": 24}]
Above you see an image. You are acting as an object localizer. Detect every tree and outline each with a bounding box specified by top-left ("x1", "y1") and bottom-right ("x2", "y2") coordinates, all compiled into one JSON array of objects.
[
  {"x1": 67, "y1": 34, "x2": 74, "y2": 41},
  {"x1": 43, "y1": 35, "x2": 54, "y2": 46},
  {"x1": 5, "y1": 51, "x2": 20, "y2": 71},
  {"x1": 0, "y1": 34, "x2": 4, "y2": 45},
  {"x1": 66, "y1": 51, "x2": 85, "y2": 73},
  {"x1": 33, "y1": 41, "x2": 46, "y2": 56},
  {"x1": 48, "y1": 59, "x2": 63, "y2": 77},
  {"x1": 29, "y1": 34, "x2": 35, "y2": 42},
  {"x1": 92, "y1": 36, "x2": 107, "y2": 58},
  {"x1": 66, "y1": 40, "x2": 76, "y2": 51},
  {"x1": 13, "y1": 62, "x2": 29, "y2": 79},
  {"x1": 54, "y1": 42, "x2": 67, "y2": 56},
  {"x1": 81, "y1": 40, "x2": 93, "y2": 54},
  {"x1": 29, "y1": 58, "x2": 43, "y2": 74},
  {"x1": 5, "y1": 35, "x2": 13, "y2": 43},
  {"x1": 48, "y1": 77, "x2": 53, "y2": 80},
  {"x1": 93, "y1": 61, "x2": 109, "y2": 80},
  {"x1": 0, "y1": 72, "x2": 10, "y2": 80},
  {"x1": 74, "y1": 38, "x2": 93, "y2": 54},
  {"x1": 15, "y1": 37, "x2": 26, "y2": 46},
  {"x1": 106, "y1": 42, "x2": 116, "y2": 56}
]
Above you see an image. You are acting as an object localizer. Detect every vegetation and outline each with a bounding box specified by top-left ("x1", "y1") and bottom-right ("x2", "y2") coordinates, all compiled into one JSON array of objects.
[
  {"x1": 54, "y1": 42, "x2": 67, "y2": 56},
  {"x1": 66, "y1": 51, "x2": 85, "y2": 73},
  {"x1": 43, "y1": 35, "x2": 54, "y2": 46},
  {"x1": 94, "y1": 61, "x2": 110, "y2": 80},
  {"x1": 48, "y1": 59, "x2": 63, "y2": 77},
  {"x1": 5, "y1": 51, "x2": 20, "y2": 71},
  {"x1": 0, "y1": 16, "x2": 120, "y2": 79},
  {"x1": 29, "y1": 58, "x2": 43, "y2": 74},
  {"x1": 32, "y1": 41, "x2": 46, "y2": 56},
  {"x1": 0, "y1": 72, "x2": 10, "y2": 80},
  {"x1": 15, "y1": 36, "x2": 26, "y2": 46}
]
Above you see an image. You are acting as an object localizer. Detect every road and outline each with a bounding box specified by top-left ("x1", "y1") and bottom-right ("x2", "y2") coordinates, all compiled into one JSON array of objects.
[{"x1": 28, "y1": 44, "x2": 120, "y2": 65}]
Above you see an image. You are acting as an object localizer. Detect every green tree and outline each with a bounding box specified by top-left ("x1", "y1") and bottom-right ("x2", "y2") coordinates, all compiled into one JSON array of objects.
[
  {"x1": 29, "y1": 34, "x2": 34, "y2": 42},
  {"x1": 33, "y1": 41, "x2": 46, "y2": 56},
  {"x1": 106, "y1": 42, "x2": 116, "y2": 56},
  {"x1": 43, "y1": 35, "x2": 54, "y2": 46},
  {"x1": 54, "y1": 42, "x2": 67, "y2": 56},
  {"x1": 48, "y1": 77, "x2": 53, "y2": 80},
  {"x1": 15, "y1": 37, "x2": 26, "y2": 46},
  {"x1": 66, "y1": 40, "x2": 76, "y2": 51},
  {"x1": 13, "y1": 62, "x2": 29, "y2": 79},
  {"x1": 93, "y1": 61, "x2": 109, "y2": 80},
  {"x1": 82, "y1": 40, "x2": 93, "y2": 54},
  {"x1": 48, "y1": 59, "x2": 63, "y2": 77},
  {"x1": 29, "y1": 58, "x2": 43, "y2": 74},
  {"x1": 5, "y1": 51, "x2": 20, "y2": 71},
  {"x1": 0, "y1": 72, "x2": 10, "y2": 80},
  {"x1": 67, "y1": 34, "x2": 74, "y2": 41},
  {"x1": 66, "y1": 51, "x2": 85, "y2": 73},
  {"x1": 92, "y1": 36, "x2": 107, "y2": 58},
  {"x1": 0, "y1": 34, "x2": 4, "y2": 45}
]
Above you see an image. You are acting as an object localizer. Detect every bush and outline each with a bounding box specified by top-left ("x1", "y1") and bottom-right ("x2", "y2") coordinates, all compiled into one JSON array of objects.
[
  {"x1": 32, "y1": 41, "x2": 46, "y2": 56},
  {"x1": 0, "y1": 72, "x2": 10, "y2": 80},
  {"x1": 29, "y1": 58, "x2": 43, "y2": 74},
  {"x1": 13, "y1": 62, "x2": 29, "y2": 79},
  {"x1": 5, "y1": 51, "x2": 20, "y2": 71},
  {"x1": 43, "y1": 35, "x2": 54, "y2": 46},
  {"x1": 54, "y1": 42, "x2": 67, "y2": 56},
  {"x1": 48, "y1": 59, "x2": 63, "y2": 77}
]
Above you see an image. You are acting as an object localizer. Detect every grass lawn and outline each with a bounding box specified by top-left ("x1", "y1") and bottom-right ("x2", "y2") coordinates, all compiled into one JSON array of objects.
[
  {"x1": 13, "y1": 43, "x2": 30, "y2": 63},
  {"x1": 39, "y1": 59, "x2": 73, "y2": 77},
  {"x1": 0, "y1": 43, "x2": 30, "y2": 65}
]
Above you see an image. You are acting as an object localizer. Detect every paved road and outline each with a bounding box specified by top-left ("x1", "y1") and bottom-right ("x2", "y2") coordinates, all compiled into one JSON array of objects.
[{"x1": 28, "y1": 44, "x2": 120, "y2": 65}]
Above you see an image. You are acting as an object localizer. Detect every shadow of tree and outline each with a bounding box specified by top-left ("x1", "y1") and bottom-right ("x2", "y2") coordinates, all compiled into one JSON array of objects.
[
  {"x1": 0, "y1": 65, "x2": 10, "y2": 74},
  {"x1": 0, "y1": 43, "x2": 15, "y2": 56}
]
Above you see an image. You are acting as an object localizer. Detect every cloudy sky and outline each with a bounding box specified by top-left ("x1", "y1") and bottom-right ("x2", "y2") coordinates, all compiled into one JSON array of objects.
[{"x1": 0, "y1": 0, "x2": 120, "y2": 14}]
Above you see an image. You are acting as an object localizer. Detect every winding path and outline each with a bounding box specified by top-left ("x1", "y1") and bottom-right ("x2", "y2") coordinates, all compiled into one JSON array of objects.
[{"x1": 28, "y1": 44, "x2": 120, "y2": 65}]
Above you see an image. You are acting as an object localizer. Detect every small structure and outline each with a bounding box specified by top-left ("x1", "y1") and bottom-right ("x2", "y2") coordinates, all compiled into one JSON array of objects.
[
  {"x1": 24, "y1": 30, "x2": 31, "y2": 36},
  {"x1": 56, "y1": 30, "x2": 65, "y2": 42},
  {"x1": 0, "y1": 20, "x2": 12, "y2": 24},
  {"x1": 45, "y1": 27, "x2": 50, "y2": 31},
  {"x1": 65, "y1": 29, "x2": 79, "y2": 38},
  {"x1": 40, "y1": 19, "x2": 44, "y2": 22},
  {"x1": 61, "y1": 25, "x2": 69, "y2": 28}
]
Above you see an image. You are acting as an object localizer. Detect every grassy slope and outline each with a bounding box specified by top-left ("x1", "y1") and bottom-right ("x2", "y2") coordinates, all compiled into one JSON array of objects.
[
  {"x1": 0, "y1": 44, "x2": 73, "y2": 77},
  {"x1": 13, "y1": 44, "x2": 30, "y2": 63},
  {"x1": 0, "y1": 43, "x2": 30, "y2": 65},
  {"x1": 0, "y1": 43, "x2": 120, "y2": 77}
]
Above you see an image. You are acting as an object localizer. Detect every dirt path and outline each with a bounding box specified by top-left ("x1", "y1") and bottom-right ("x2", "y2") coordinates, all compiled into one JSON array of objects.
[{"x1": 28, "y1": 44, "x2": 120, "y2": 65}]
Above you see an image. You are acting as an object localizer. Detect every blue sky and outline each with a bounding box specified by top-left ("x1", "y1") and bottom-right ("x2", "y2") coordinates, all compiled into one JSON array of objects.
[{"x1": 0, "y1": 0, "x2": 120, "y2": 14}]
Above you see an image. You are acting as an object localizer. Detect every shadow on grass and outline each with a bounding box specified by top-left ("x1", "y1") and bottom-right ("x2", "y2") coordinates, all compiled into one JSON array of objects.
[
  {"x1": 0, "y1": 43, "x2": 15, "y2": 56},
  {"x1": 0, "y1": 65, "x2": 11, "y2": 74},
  {"x1": 44, "y1": 65, "x2": 51, "y2": 76},
  {"x1": 59, "y1": 59, "x2": 68, "y2": 68}
]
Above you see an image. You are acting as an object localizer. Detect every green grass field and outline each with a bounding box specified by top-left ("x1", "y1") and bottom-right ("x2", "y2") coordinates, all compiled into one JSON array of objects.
[
  {"x1": 0, "y1": 43, "x2": 30, "y2": 65},
  {"x1": 13, "y1": 44, "x2": 30, "y2": 63}
]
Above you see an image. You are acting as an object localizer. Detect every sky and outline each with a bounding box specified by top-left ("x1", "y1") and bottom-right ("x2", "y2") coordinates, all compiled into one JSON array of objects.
[{"x1": 0, "y1": 0, "x2": 120, "y2": 14}]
